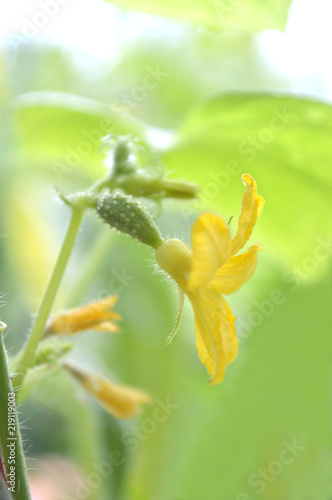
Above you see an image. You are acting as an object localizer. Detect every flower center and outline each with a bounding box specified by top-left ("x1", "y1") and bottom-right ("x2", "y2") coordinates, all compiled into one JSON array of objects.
[{"x1": 155, "y1": 238, "x2": 192, "y2": 289}]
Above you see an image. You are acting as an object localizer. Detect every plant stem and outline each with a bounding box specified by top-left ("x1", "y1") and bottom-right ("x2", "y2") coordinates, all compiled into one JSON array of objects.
[
  {"x1": 14, "y1": 206, "x2": 84, "y2": 392},
  {"x1": 59, "y1": 228, "x2": 114, "y2": 308},
  {"x1": 0, "y1": 332, "x2": 31, "y2": 500}
]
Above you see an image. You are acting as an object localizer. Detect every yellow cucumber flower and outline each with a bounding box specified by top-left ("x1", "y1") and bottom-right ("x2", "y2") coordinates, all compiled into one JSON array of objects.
[
  {"x1": 44, "y1": 296, "x2": 120, "y2": 337},
  {"x1": 155, "y1": 174, "x2": 264, "y2": 385},
  {"x1": 64, "y1": 364, "x2": 151, "y2": 419}
]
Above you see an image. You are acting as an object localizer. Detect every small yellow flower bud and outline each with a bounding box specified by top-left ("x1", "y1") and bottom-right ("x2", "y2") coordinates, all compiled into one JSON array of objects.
[
  {"x1": 44, "y1": 296, "x2": 120, "y2": 337},
  {"x1": 116, "y1": 174, "x2": 199, "y2": 200},
  {"x1": 64, "y1": 364, "x2": 151, "y2": 419}
]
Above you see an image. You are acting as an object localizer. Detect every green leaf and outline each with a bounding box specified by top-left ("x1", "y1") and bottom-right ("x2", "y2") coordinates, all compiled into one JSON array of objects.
[
  {"x1": 163, "y1": 94, "x2": 332, "y2": 265},
  {"x1": 9, "y1": 91, "x2": 147, "y2": 183},
  {"x1": 105, "y1": 0, "x2": 292, "y2": 31},
  {"x1": 127, "y1": 269, "x2": 332, "y2": 499},
  {"x1": 179, "y1": 274, "x2": 332, "y2": 499}
]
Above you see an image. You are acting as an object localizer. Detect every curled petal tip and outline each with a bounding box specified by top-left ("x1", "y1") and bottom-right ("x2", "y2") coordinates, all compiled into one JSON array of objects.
[
  {"x1": 241, "y1": 173, "x2": 262, "y2": 189},
  {"x1": 241, "y1": 173, "x2": 254, "y2": 186}
]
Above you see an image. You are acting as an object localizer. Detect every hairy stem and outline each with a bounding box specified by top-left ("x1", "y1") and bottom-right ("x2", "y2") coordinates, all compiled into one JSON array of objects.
[
  {"x1": 14, "y1": 206, "x2": 84, "y2": 392},
  {"x1": 0, "y1": 330, "x2": 31, "y2": 499}
]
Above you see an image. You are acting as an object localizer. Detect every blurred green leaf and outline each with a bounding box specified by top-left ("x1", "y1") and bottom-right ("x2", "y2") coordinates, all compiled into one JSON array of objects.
[
  {"x1": 163, "y1": 94, "x2": 332, "y2": 264},
  {"x1": 9, "y1": 91, "x2": 147, "y2": 184},
  {"x1": 105, "y1": 0, "x2": 292, "y2": 31},
  {"x1": 126, "y1": 267, "x2": 332, "y2": 500}
]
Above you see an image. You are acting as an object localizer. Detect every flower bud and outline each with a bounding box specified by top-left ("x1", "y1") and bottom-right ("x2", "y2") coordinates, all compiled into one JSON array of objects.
[
  {"x1": 97, "y1": 193, "x2": 163, "y2": 249},
  {"x1": 116, "y1": 174, "x2": 199, "y2": 200},
  {"x1": 64, "y1": 363, "x2": 151, "y2": 419},
  {"x1": 33, "y1": 341, "x2": 73, "y2": 367}
]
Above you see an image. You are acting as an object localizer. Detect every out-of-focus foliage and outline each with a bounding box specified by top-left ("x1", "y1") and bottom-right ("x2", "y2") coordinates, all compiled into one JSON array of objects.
[
  {"x1": 164, "y1": 94, "x2": 332, "y2": 263},
  {"x1": 124, "y1": 270, "x2": 332, "y2": 499},
  {"x1": 105, "y1": 0, "x2": 292, "y2": 31},
  {"x1": 1, "y1": 1, "x2": 331, "y2": 499},
  {"x1": 9, "y1": 92, "x2": 146, "y2": 179},
  {"x1": 4, "y1": 182, "x2": 57, "y2": 306}
]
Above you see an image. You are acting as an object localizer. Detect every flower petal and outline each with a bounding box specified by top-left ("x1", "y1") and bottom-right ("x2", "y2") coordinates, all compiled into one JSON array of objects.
[
  {"x1": 223, "y1": 298, "x2": 238, "y2": 365},
  {"x1": 188, "y1": 213, "x2": 231, "y2": 291},
  {"x1": 88, "y1": 379, "x2": 151, "y2": 419},
  {"x1": 45, "y1": 295, "x2": 120, "y2": 336},
  {"x1": 94, "y1": 322, "x2": 120, "y2": 333},
  {"x1": 189, "y1": 289, "x2": 238, "y2": 385},
  {"x1": 195, "y1": 320, "x2": 215, "y2": 376},
  {"x1": 65, "y1": 364, "x2": 151, "y2": 419},
  {"x1": 231, "y1": 174, "x2": 264, "y2": 256},
  {"x1": 90, "y1": 295, "x2": 118, "y2": 311},
  {"x1": 210, "y1": 244, "x2": 262, "y2": 294}
]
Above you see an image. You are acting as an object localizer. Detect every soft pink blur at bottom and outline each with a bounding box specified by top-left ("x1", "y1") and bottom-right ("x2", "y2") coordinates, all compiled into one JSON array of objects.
[
  {"x1": 30, "y1": 478, "x2": 60, "y2": 500},
  {"x1": 29, "y1": 456, "x2": 83, "y2": 500}
]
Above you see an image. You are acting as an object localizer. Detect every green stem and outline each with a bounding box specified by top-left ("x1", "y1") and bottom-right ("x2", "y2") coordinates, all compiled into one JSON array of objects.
[
  {"x1": 0, "y1": 331, "x2": 31, "y2": 500},
  {"x1": 59, "y1": 228, "x2": 114, "y2": 308},
  {"x1": 14, "y1": 206, "x2": 84, "y2": 392}
]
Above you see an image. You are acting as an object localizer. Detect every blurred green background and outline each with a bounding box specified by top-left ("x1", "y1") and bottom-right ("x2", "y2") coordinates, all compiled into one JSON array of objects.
[{"x1": 1, "y1": 0, "x2": 332, "y2": 499}]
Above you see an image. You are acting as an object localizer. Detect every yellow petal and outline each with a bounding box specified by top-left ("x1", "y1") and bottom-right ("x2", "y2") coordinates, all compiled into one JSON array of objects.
[
  {"x1": 231, "y1": 174, "x2": 264, "y2": 256},
  {"x1": 96, "y1": 311, "x2": 121, "y2": 322},
  {"x1": 89, "y1": 295, "x2": 118, "y2": 312},
  {"x1": 210, "y1": 244, "x2": 262, "y2": 294},
  {"x1": 45, "y1": 295, "x2": 120, "y2": 336},
  {"x1": 195, "y1": 319, "x2": 215, "y2": 376},
  {"x1": 188, "y1": 213, "x2": 231, "y2": 291},
  {"x1": 189, "y1": 289, "x2": 238, "y2": 385},
  {"x1": 71, "y1": 297, "x2": 119, "y2": 324},
  {"x1": 86, "y1": 378, "x2": 151, "y2": 419},
  {"x1": 65, "y1": 364, "x2": 151, "y2": 419},
  {"x1": 223, "y1": 298, "x2": 238, "y2": 365},
  {"x1": 94, "y1": 322, "x2": 120, "y2": 333}
]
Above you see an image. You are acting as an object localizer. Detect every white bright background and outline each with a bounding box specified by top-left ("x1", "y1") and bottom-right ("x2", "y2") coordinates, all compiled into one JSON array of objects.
[{"x1": 1, "y1": 0, "x2": 332, "y2": 98}]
